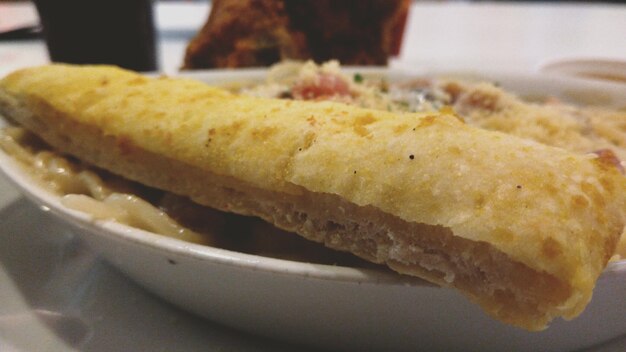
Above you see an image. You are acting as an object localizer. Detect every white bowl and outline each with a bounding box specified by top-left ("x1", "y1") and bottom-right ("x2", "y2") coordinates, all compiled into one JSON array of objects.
[{"x1": 0, "y1": 68, "x2": 625, "y2": 351}]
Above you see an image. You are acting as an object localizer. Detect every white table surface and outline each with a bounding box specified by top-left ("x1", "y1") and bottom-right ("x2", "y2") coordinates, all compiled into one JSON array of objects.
[{"x1": 0, "y1": 1, "x2": 625, "y2": 351}]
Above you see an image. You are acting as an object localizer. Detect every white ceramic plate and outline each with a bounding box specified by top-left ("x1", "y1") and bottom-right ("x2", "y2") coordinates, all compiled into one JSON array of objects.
[{"x1": 0, "y1": 68, "x2": 625, "y2": 352}]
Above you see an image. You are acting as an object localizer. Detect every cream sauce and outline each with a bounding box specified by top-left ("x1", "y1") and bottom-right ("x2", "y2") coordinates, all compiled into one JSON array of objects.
[{"x1": 0, "y1": 127, "x2": 210, "y2": 245}]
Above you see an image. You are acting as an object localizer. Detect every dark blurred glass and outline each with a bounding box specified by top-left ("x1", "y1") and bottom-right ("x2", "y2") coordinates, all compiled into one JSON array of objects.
[{"x1": 33, "y1": 0, "x2": 157, "y2": 72}]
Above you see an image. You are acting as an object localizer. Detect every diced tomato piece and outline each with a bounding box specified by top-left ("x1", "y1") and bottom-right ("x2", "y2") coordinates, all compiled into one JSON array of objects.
[{"x1": 292, "y1": 73, "x2": 350, "y2": 100}]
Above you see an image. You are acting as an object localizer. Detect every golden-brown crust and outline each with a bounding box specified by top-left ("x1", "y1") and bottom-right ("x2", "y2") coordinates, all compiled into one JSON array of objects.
[{"x1": 0, "y1": 64, "x2": 624, "y2": 330}]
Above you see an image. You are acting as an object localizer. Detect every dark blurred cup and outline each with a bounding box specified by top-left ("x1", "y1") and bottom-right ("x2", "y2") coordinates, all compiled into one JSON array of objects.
[{"x1": 33, "y1": 0, "x2": 157, "y2": 72}]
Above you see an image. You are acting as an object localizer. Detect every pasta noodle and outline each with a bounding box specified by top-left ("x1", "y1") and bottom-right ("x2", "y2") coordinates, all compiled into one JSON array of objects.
[{"x1": 0, "y1": 127, "x2": 211, "y2": 245}]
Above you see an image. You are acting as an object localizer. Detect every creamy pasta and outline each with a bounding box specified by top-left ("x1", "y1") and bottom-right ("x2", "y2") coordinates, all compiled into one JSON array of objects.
[{"x1": 0, "y1": 127, "x2": 210, "y2": 244}]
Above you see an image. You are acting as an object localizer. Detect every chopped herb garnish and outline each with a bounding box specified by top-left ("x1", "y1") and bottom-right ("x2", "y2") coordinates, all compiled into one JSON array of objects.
[{"x1": 353, "y1": 73, "x2": 363, "y2": 83}]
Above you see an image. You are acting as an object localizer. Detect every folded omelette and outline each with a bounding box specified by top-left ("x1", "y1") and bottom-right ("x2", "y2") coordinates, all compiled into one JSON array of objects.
[{"x1": 0, "y1": 64, "x2": 623, "y2": 330}]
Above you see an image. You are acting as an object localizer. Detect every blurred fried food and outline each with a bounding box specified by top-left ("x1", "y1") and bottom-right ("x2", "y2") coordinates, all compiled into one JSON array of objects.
[{"x1": 183, "y1": 0, "x2": 409, "y2": 69}]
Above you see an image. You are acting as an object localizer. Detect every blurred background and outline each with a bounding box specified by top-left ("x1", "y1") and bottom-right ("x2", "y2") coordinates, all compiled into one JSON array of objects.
[
  {"x1": 0, "y1": 0, "x2": 625, "y2": 72},
  {"x1": 0, "y1": 1, "x2": 625, "y2": 351}
]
